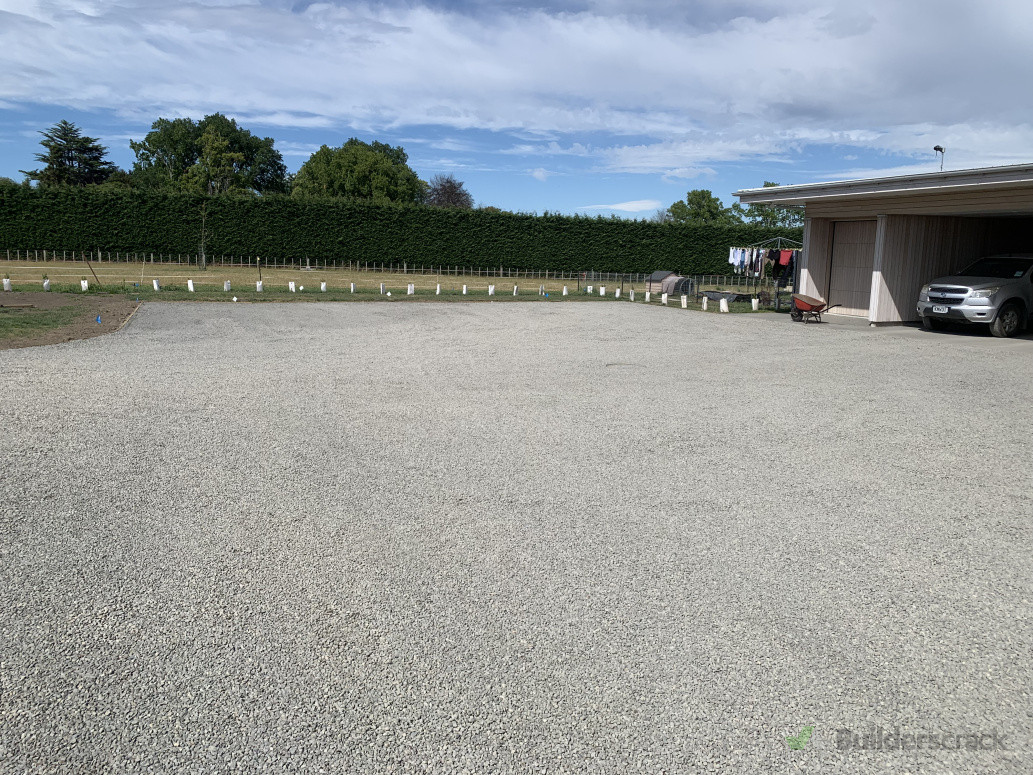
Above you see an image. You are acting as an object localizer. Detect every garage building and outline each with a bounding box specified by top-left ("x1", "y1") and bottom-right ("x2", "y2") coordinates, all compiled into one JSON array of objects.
[{"x1": 735, "y1": 164, "x2": 1033, "y2": 324}]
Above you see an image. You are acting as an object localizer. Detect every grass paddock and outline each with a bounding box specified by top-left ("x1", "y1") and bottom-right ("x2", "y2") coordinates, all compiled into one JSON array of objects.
[{"x1": 1, "y1": 260, "x2": 780, "y2": 312}]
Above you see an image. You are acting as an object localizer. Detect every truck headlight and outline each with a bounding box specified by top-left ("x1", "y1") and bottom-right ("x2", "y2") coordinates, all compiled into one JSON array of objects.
[
  {"x1": 919, "y1": 284, "x2": 930, "y2": 301},
  {"x1": 970, "y1": 287, "x2": 999, "y2": 299}
]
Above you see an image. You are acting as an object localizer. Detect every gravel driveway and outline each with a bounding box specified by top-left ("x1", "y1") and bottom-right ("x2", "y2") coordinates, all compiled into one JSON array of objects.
[{"x1": 2, "y1": 302, "x2": 1031, "y2": 774}]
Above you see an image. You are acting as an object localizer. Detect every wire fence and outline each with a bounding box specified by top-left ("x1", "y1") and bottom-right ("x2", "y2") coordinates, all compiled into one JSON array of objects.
[
  {"x1": 2, "y1": 248, "x2": 635, "y2": 281},
  {"x1": 2, "y1": 248, "x2": 796, "y2": 300}
]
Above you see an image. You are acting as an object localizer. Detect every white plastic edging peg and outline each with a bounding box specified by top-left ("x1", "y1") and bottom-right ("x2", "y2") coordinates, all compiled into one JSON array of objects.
[
  {"x1": 407, "y1": 283, "x2": 415, "y2": 295},
  {"x1": 289, "y1": 281, "x2": 296, "y2": 293},
  {"x1": 320, "y1": 282, "x2": 327, "y2": 292},
  {"x1": 644, "y1": 291, "x2": 650, "y2": 303},
  {"x1": 752, "y1": 298, "x2": 759, "y2": 311},
  {"x1": 350, "y1": 282, "x2": 355, "y2": 293},
  {"x1": 462, "y1": 284, "x2": 467, "y2": 295},
  {"x1": 152, "y1": 279, "x2": 160, "y2": 291},
  {"x1": 224, "y1": 280, "x2": 231, "y2": 292},
  {"x1": 661, "y1": 292, "x2": 668, "y2": 306},
  {"x1": 702, "y1": 296, "x2": 708, "y2": 311},
  {"x1": 488, "y1": 285, "x2": 495, "y2": 296},
  {"x1": 615, "y1": 288, "x2": 621, "y2": 298},
  {"x1": 562, "y1": 286, "x2": 568, "y2": 296},
  {"x1": 436, "y1": 283, "x2": 441, "y2": 295},
  {"x1": 587, "y1": 285, "x2": 593, "y2": 293},
  {"x1": 2, "y1": 278, "x2": 11, "y2": 291},
  {"x1": 187, "y1": 279, "x2": 194, "y2": 292},
  {"x1": 681, "y1": 295, "x2": 688, "y2": 308},
  {"x1": 256, "y1": 280, "x2": 263, "y2": 292},
  {"x1": 42, "y1": 279, "x2": 50, "y2": 291},
  {"x1": 720, "y1": 298, "x2": 730, "y2": 313},
  {"x1": 513, "y1": 285, "x2": 518, "y2": 296},
  {"x1": 380, "y1": 283, "x2": 385, "y2": 294},
  {"x1": 600, "y1": 286, "x2": 606, "y2": 296},
  {"x1": 81, "y1": 279, "x2": 89, "y2": 291},
  {"x1": 629, "y1": 289, "x2": 635, "y2": 301}
]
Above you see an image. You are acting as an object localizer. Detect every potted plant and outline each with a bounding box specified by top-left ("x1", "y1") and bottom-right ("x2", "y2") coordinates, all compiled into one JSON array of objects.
[{"x1": 42, "y1": 273, "x2": 50, "y2": 291}]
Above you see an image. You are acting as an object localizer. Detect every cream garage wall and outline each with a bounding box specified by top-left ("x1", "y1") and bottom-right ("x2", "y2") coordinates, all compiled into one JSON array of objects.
[{"x1": 827, "y1": 220, "x2": 877, "y2": 317}]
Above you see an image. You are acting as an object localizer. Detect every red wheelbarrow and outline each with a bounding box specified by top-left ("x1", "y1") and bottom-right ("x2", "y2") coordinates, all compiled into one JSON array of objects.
[{"x1": 790, "y1": 294, "x2": 839, "y2": 323}]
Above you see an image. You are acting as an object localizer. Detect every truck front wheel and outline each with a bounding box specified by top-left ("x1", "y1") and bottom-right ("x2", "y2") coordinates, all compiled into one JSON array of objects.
[
  {"x1": 921, "y1": 316, "x2": 943, "y2": 331},
  {"x1": 990, "y1": 303, "x2": 1023, "y2": 338}
]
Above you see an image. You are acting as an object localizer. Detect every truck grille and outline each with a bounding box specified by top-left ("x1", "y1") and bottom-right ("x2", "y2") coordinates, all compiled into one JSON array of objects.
[{"x1": 928, "y1": 285, "x2": 969, "y2": 305}]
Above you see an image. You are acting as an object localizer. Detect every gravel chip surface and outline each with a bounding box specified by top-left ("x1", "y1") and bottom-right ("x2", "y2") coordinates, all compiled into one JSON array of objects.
[{"x1": 2, "y1": 301, "x2": 1031, "y2": 774}]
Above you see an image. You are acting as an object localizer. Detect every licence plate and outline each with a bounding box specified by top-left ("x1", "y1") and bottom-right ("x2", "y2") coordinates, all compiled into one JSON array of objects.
[{"x1": 932, "y1": 305, "x2": 948, "y2": 314}]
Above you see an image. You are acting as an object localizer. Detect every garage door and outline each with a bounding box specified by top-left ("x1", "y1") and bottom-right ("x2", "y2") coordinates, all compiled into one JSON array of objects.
[{"x1": 828, "y1": 220, "x2": 877, "y2": 316}]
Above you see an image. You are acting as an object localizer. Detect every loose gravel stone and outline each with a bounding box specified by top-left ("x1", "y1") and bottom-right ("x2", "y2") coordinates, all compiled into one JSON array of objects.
[{"x1": 1, "y1": 302, "x2": 1031, "y2": 774}]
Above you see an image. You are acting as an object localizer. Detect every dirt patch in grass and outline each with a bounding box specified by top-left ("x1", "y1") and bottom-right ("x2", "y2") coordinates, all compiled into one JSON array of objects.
[{"x1": 0, "y1": 292, "x2": 140, "y2": 351}]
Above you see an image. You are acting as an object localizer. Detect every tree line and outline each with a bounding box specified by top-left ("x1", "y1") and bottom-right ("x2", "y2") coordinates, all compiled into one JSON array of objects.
[
  {"x1": 655, "y1": 184, "x2": 802, "y2": 228},
  {"x1": 6, "y1": 117, "x2": 473, "y2": 210},
  {"x1": 4, "y1": 117, "x2": 798, "y2": 226}
]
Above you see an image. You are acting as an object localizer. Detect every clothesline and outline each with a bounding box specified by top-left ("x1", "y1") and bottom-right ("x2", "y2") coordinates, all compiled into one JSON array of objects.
[
  {"x1": 728, "y1": 244, "x2": 800, "y2": 279},
  {"x1": 746, "y1": 236, "x2": 803, "y2": 249}
]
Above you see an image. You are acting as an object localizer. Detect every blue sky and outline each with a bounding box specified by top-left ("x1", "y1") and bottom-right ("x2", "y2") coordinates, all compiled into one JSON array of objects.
[{"x1": 1, "y1": 0, "x2": 1031, "y2": 216}]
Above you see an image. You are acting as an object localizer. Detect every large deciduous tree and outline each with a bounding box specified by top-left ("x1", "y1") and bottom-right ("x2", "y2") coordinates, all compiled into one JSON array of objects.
[
  {"x1": 291, "y1": 139, "x2": 426, "y2": 204},
  {"x1": 425, "y1": 173, "x2": 473, "y2": 209},
  {"x1": 183, "y1": 127, "x2": 246, "y2": 196},
  {"x1": 666, "y1": 189, "x2": 744, "y2": 226},
  {"x1": 22, "y1": 120, "x2": 117, "y2": 187},
  {"x1": 737, "y1": 181, "x2": 804, "y2": 227},
  {"x1": 129, "y1": 113, "x2": 287, "y2": 194}
]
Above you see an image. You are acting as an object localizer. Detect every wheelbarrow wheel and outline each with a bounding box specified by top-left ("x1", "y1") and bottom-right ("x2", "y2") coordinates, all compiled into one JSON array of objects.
[{"x1": 790, "y1": 307, "x2": 803, "y2": 322}]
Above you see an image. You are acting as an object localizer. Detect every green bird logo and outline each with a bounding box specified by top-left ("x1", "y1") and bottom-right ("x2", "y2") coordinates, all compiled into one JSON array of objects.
[{"x1": 786, "y1": 726, "x2": 814, "y2": 750}]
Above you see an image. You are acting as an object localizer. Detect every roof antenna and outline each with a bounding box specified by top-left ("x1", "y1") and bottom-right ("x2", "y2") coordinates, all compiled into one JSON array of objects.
[{"x1": 933, "y1": 145, "x2": 945, "y2": 172}]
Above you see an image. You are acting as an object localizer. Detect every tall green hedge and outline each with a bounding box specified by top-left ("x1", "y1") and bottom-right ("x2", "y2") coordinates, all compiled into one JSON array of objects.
[{"x1": 0, "y1": 187, "x2": 801, "y2": 275}]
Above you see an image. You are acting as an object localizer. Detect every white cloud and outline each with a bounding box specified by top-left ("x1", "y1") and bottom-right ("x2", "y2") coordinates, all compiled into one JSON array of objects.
[
  {"x1": 530, "y1": 167, "x2": 551, "y2": 181},
  {"x1": 579, "y1": 199, "x2": 661, "y2": 212},
  {"x1": 0, "y1": 0, "x2": 1031, "y2": 178}
]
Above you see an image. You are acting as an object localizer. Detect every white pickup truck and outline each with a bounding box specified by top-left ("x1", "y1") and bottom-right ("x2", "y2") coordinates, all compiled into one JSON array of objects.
[{"x1": 917, "y1": 255, "x2": 1033, "y2": 338}]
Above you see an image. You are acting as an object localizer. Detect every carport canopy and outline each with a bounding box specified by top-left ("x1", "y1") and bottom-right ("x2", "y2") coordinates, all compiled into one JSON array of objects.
[{"x1": 735, "y1": 163, "x2": 1033, "y2": 323}]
